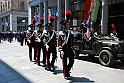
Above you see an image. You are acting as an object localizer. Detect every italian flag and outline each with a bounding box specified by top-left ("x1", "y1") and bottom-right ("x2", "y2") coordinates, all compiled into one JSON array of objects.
[
  {"x1": 56, "y1": 10, "x2": 59, "y2": 20},
  {"x1": 84, "y1": 0, "x2": 92, "y2": 22},
  {"x1": 54, "y1": 9, "x2": 59, "y2": 20},
  {"x1": 92, "y1": 0, "x2": 100, "y2": 22}
]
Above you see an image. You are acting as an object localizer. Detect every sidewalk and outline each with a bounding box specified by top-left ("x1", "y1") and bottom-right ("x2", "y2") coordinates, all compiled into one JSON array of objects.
[{"x1": 0, "y1": 40, "x2": 124, "y2": 83}]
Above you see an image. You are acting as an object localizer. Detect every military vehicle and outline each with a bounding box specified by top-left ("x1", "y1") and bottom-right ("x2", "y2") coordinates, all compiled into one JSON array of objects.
[{"x1": 74, "y1": 35, "x2": 124, "y2": 66}]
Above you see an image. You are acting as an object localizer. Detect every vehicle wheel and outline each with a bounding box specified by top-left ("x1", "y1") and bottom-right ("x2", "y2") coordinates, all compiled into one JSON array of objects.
[
  {"x1": 120, "y1": 58, "x2": 124, "y2": 64},
  {"x1": 74, "y1": 50, "x2": 79, "y2": 59},
  {"x1": 99, "y1": 50, "x2": 114, "y2": 66}
]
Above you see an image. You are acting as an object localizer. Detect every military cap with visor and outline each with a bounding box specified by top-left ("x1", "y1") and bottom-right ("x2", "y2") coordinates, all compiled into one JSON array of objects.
[
  {"x1": 45, "y1": 15, "x2": 54, "y2": 27},
  {"x1": 37, "y1": 17, "x2": 44, "y2": 28},
  {"x1": 60, "y1": 10, "x2": 72, "y2": 25}
]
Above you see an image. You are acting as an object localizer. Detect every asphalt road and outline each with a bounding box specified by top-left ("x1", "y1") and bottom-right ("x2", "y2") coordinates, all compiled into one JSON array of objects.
[{"x1": 0, "y1": 40, "x2": 124, "y2": 83}]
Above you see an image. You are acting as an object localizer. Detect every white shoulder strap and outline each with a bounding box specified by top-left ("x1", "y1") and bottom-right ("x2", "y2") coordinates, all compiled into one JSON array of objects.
[
  {"x1": 28, "y1": 31, "x2": 34, "y2": 39},
  {"x1": 46, "y1": 30, "x2": 55, "y2": 44},
  {"x1": 62, "y1": 30, "x2": 70, "y2": 47}
]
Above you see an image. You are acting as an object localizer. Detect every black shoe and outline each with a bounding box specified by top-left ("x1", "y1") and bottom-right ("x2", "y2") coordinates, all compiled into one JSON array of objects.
[
  {"x1": 51, "y1": 65, "x2": 55, "y2": 70},
  {"x1": 38, "y1": 63, "x2": 41, "y2": 66},
  {"x1": 42, "y1": 64, "x2": 46, "y2": 67},
  {"x1": 45, "y1": 67, "x2": 51, "y2": 71},
  {"x1": 64, "y1": 76, "x2": 69, "y2": 80}
]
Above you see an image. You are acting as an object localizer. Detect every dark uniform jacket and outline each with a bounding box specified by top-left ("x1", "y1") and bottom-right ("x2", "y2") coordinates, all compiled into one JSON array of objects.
[
  {"x1": 45, "y1": 30, "x2": 57, "y2": 47},
  {"x1": 37, "y1": 30, "x2": 45, "y2": 45},
  {"x1": 59, "y1": 30, "x2": 74, "y2": 49},
  {"x1": 27, "y1": 30, "x2": 36, "y2": 44}
]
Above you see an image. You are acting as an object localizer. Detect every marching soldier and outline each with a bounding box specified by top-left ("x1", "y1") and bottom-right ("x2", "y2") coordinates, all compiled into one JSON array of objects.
[
  {"x1": 59, "y1": 10, "x2": 75, "y2": 80},
  {"x1": 26, "y1": 18, "x2": 37, "y2": 62},
  {"x1": 36, "y1": 17, "x2": 46, "y2": 66},
  {"x1": 44, "y1": 16, "x2": 57, "y2": 71},
  {"x1": 20, "y1": 30, "x2": 25, "y2": 46}
]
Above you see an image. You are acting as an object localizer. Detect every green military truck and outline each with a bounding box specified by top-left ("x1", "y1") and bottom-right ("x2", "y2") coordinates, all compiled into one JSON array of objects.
[{"x1": 74, "y1": 36, "x2": 124, "y2": 66}]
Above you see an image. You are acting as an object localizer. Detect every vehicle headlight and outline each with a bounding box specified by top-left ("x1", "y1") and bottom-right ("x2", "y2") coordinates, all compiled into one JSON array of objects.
[
  {"x1": 117, "y1": 44, "x2": 121, "y2": 48},
  {"x1": 116, "y1": 44, "x2": 122, "y2": 53},
  {"x1": 111, "y1": 44, "x2": 118, "y2": 52}
]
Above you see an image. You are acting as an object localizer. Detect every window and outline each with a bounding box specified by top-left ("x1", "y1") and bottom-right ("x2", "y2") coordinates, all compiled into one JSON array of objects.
[
  {"x1": 3, "y1": 4, "x2": 4, "y2": 12},
  {"x1": 1, "y1": 5, "x2": 2, "y2": 12},
  {"x1": 80, "y1": 1, "x2": 85, "y2": 10},
  {"x1": 8, "y1": 1, "x2": 10, "y2": 9},
  {"x1": 5, "y1": 2, "x2": 7, "y2": 11},
  {"x1": 74, "y1": 1, "x2": 80, "y2": 11},
  {"x1": 20, "y1": 1, "x2": 25, "y2": 11}
]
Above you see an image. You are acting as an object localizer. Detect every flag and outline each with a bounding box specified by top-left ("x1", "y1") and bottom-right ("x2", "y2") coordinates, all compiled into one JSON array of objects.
[
  {"x1": 54, "y1": 8, "x2": 56, "y2": 19},
  {"x1": 86, "y1": 10, "x2": 92, "y2": 41},
  {"x1": 34, "y1": 16, "x2": 39, "y2": 22},
  {"x1": 54, "y1": 8, "x2": 59, "y2": 20},
  {"x1": 86, "y1": 10, "x2": 92, "y2": 28},
  {"x1": 56, "y1": 10, "x2": 59, "y2": 20},
  {"x1": 93, "y1": 0, "x2": 100, "y2": 22},
  {"x1": 84, "y1": 0, "x2": 92, "y2": 22}
]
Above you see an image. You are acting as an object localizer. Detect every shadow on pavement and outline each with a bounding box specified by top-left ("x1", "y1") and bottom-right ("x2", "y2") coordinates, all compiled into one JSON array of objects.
[
  {"x1": 0, "y1": 60, "x2": 31, "y2": 83},
  {"x1": 78, "y1": 55, "x2": 124, "y2": 70},
  {"x1": 111, "y1": 60, "x2": 124, "y2": 70},
  {"x1": 53, "y1": 66, "x2": 63, "y2": 75},
  {"x1": 69, "y1": 76, "x2": 95, "y2": 83},
  {"x1": 53, "y1": 69, "x2": 63, "y2": 75}
]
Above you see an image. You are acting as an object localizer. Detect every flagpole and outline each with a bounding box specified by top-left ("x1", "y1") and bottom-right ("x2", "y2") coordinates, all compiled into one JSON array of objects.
[{"x1": 101, "y1": 0, "x2": 104, "y2": 34}]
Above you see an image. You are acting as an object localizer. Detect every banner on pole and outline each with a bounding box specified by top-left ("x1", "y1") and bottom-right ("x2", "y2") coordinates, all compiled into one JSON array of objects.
[{"x1": 84, "y1": 0, "x2": 92, "y2": 22}]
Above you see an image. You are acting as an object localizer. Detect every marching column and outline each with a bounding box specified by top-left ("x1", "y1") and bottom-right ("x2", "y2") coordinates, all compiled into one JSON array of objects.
[{"x1": 44, "y1": 0, "x2": 48, "y2": 30}]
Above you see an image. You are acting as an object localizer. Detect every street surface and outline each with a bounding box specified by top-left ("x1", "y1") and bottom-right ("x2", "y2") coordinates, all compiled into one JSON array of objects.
[{"x1": 0, "y1": 40, "x2": 124, "y2": 83}]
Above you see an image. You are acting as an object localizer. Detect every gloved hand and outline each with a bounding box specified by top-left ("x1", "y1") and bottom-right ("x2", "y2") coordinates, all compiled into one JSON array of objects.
[
  {"x1": 27, "y1": 40, "x2": 30, "y2": 43},
  {"x1": 60, "y1": 51, "x2": 64, "y2": 59},
  {"x1": 35, "y1": 38, "x2": 41, "y2": 42},
  {"x1": 45, "y1": 44, "x2": 49, "y2": 51},
  {"x1": 38, "y1": 38, "x2": 41, "y2": 42}
]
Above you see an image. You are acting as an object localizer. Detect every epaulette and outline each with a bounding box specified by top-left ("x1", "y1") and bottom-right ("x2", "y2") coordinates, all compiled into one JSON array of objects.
[{"x1": 59, "y1": 31, "x2": 64, "y2": 35}]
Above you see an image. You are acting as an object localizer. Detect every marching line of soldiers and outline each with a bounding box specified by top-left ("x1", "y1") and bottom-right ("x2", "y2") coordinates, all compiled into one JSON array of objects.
[
  {"x1": 0, "y1": 30, "x2": 27, "y2": 45},
  {"x1": 0, "y1": 30, "x2": 14, "y2": 43},
  {"x1": 26, "y1": 10, "x2": 75, "y2": 80}
]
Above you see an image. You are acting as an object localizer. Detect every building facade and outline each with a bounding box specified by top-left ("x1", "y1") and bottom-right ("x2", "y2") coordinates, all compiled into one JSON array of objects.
[
  {"x1": 0, "y1": 0, "x2": 28, "y2": 32},
  {"x1": 109, "y1": 0, "x2": 124, "y2": 39},
  {"x1": 28, "y1": 0, "x2": 124, "y2": 36}
]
